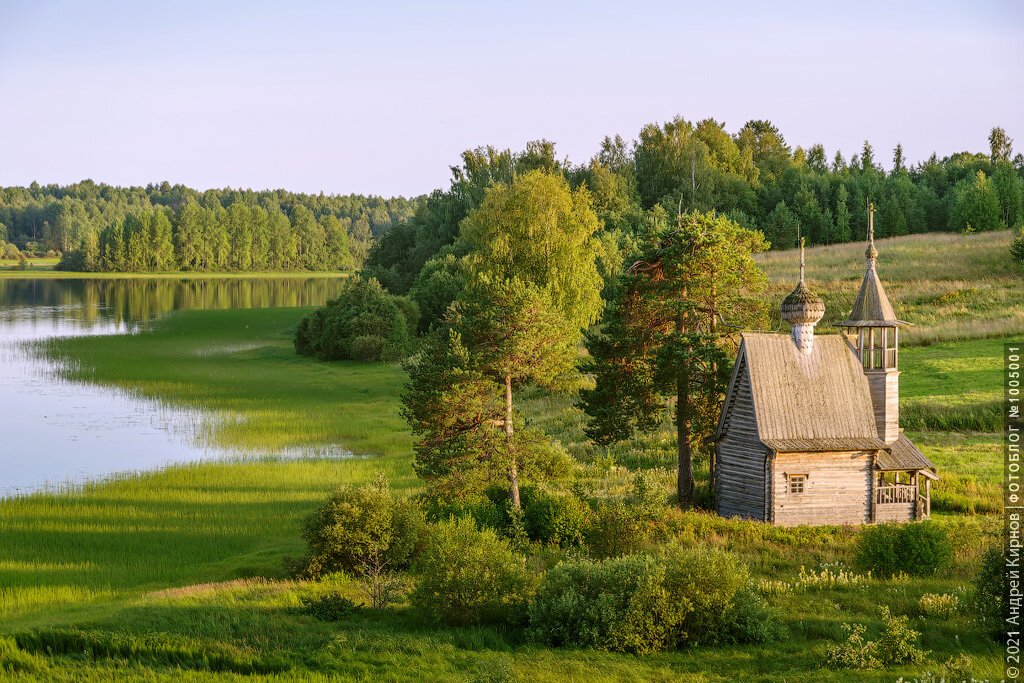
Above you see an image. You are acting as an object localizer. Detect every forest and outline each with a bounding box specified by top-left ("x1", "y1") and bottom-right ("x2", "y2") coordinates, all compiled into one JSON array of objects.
[
  {"x1": 2, "y1": 121, "x2": 1020, "y2": 280},
  {"x1": 364, "y1": 120, "x2": 1024, "y2": 332},
  {"x1": 0, "y1": 181, "x2": 422, "y2": 271}
]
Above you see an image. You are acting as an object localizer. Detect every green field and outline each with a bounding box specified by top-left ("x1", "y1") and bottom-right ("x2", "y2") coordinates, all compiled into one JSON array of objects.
[
  {"x1": 0, "y1": 257, "x2": 59, "y2": 272},
  {"x1": 0, "y1": 231, "x2": 1013, "y2": 680},
  {"x1": 758, "y1": 229, "x2": 1023, "y2": 346}
]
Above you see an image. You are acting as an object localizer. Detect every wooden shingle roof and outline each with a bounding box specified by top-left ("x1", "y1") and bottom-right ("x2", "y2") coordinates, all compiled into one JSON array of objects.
[
  {"x1": 839, "y1": 260, "x2": 911, "y2": 327},
  {"x1": 741, "y1": 333, "x2": 879, "y2": 441},
  {"x1": 876, "y1": 433, "x2": 936, "y2": 472},
  {"x1": 712, "y1": 333, "x2": 934, "y2": 475},
  {"x1": 761, "y1": 437, "x2": 887, "y2": 452}
]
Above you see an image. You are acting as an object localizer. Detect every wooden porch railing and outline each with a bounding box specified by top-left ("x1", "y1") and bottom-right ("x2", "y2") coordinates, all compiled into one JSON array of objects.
[{"x1": 875, "y1": 484, "x2": 917, "y2": 504}]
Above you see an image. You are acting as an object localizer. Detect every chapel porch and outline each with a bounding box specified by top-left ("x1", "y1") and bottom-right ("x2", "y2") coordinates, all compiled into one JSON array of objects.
[{"x1": 872, "y1": 469, "x2": 936, "y2": 523}]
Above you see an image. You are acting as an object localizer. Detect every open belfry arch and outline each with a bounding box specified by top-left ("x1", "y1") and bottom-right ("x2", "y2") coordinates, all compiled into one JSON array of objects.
[{"x1": 710, "y1": 206, "x2": 937, "y2": 526}]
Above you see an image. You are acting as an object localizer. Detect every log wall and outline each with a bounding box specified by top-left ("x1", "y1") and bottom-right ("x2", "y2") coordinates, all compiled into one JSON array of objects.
[
  {"x1": 866, "y1": 370, "x2": 900, "y2": 442},
  {"x1": 770, "y1": 450, "x2": 873, "y2": 526},
  {"x1": 875, "y1": 502, "x2": 916, "y2": 523},
  {"x1": 716, "y1": 357, "x2": 766, "y2": 521}
]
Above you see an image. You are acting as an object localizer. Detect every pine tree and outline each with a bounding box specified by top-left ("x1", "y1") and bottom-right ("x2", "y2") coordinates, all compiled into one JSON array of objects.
[
  {"x1": 404, "y1": 277, "x2": 579, "y2": 506},
  {"x1": 834, "y1": 184, "x2": 852, "y2": 243},
  {"x1": 892, "y1": 144, "x2": 906, "y2": 174},
  {"x1": 579, "y1": 212, "x2": 769, "y2": 506}
]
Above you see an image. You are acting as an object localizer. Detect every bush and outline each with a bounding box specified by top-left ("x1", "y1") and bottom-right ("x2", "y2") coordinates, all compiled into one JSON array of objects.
[
  {"x1": 293, "y1": 276, "x2": 411, "y2": 362},
  {"x1": 410, "y1": 517, "x2": 533, "y2": 627},
  {"x1": 529, "y1": 554, "x2": 686, "y2": 654},
  {"x1": 871, "y1": 606, "x2": 927, "y2": 666},
  {"x1": 825, "y1": 607, "x2": 926, "y2": 669},
  {"x1": 530, "y1": 546, "x2": 773, "y2": 654},
  {"x1": 350, "y1": 334, "x2": 385, "y2": 362},
  {"x1": 660, "y1": 545, "x2": 749, "y2": 646},
  {"x1": 301, "y1": 592, "x2": 361, "y2": 621},
  {"x1": 418, "y1": 491, "x2": 508, "y2": 532},
  {"x1": 720, "y1": 586, "x2": 787, "y2": 645},
  {"x1": 975, "y1": 544, "x2": 1008, "y2": 637},
  {"x1": 1012, "y1": 230, "x2": 1024, "y2": 263},
  {"x1": 584, "y1": 500, "x2": 650, "y2": 558},
  {"x1": 1, "y1": 242, "x2": 20, "y2": 259},
  {"x1": 523, "y1": 490, "x2": 590, "y2": 547},
  {"x1": 855, "y1": 522, "x2": 952, "y2": 577},
  {"x1": 940, "y1": 653, "x2": 975, "y2": 681},
  {"x1": 826, "y1": 623, "x2": 875, "y2": 669},
  {"x1": 297, "y1": 477, "x2": 425, "y2": 579}
]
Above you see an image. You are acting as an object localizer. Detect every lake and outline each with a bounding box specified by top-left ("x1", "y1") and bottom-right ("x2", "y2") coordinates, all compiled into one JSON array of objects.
[{"x1": 0, "y1": 276, "x2": 347, "y2": 498}]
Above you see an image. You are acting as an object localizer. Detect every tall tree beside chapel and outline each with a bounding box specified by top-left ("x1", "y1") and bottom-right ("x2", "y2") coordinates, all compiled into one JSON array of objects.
[
  {"x1": 579, "y1": 211, "x2": 769, "y2": 506},
  {"x1": 403, "y1": 170, "x2": 604, "y2": 507}
]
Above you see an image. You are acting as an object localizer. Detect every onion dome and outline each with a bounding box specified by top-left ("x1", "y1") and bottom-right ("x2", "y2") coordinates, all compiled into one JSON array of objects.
[
  {"x1": 865, "y1": 240, "x2": 878, "y2": 261},
  {"x1": 781, "y1": 239, "x2": 825, "y2": 325}
]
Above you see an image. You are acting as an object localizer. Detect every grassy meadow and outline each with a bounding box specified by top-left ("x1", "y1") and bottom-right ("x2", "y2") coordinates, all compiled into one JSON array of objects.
[
  {"x1": 0, "y1": 257, "x2": 59, "y2": 272},
  {"x1": 758, "y1": 229, "x2": 1022, "y2": 346},
  {"x1": 0, "y1": 230, "x2": 1014, "y2": 680}
]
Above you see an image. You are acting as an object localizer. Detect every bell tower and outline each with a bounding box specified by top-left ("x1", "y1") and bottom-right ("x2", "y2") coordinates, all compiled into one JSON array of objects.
[{"x1": 839, "y1": 203, "x2": 912, "y2": 443}]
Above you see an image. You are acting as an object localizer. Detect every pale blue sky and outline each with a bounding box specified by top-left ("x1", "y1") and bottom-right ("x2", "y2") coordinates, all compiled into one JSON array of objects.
[{"x1": 1, "y1": 1, "x2": 1021, "y2": 196}]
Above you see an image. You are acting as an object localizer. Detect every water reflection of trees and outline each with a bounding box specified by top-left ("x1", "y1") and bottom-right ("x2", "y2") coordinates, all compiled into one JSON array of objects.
[{"x1": 0, "y1": 277, "x2": 345, "y2": 326}]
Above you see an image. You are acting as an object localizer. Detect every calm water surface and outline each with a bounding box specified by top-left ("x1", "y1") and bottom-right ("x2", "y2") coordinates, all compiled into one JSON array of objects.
[{"x1": 0, "y1": 277, "x2": 347, "y2": 498}]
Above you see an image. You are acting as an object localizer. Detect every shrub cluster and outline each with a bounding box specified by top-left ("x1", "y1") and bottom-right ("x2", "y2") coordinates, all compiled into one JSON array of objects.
[
  {"x1": 423, "y1": 485, "x2": 677, "y2": 555},
  {"x1": 855, "y1": 522, "x2": 953, "y2": 577},
  {"x1": 529, "y1": 545, "x2": 781, "y2": 654},
  {"x1": 529, "y1": 554, "x2": 682, "y2": 654},
  {"x1": 410, "y1": 516, "x2": 533, "y2": 626},
  {"x1": 974, "y1": 544, "x2": 1008, "y2": 637},
  {"x1": 294, "y1": 276, "x2": 417, "y2": 362},
  {"x1": 296, "y1": 477, "x2": 425, "y2": 579},
  {"x1": 300, "y1": 592, "x2": 361, "y2": 621},
  {"x1": 826, "y1": 606, "x2": 927, "y2": 669},
  {"x1": 522, "y1": 488, "x2": 589, "y2": 547}
]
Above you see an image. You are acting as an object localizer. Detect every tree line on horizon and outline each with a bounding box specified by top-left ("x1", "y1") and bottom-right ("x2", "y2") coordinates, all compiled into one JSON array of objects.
[
  {"x1": 1, "y1": 120, "x2": 1019, "y2": 275},
  {"x1": 0, "y1": 181, "x2": 422, "y2": 271},
  {"x1": 363, "y1": 121, "x2": 1022, "y2": 334}
]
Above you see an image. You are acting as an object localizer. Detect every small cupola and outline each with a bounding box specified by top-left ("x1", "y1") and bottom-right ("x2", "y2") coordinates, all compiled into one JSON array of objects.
[
  {"x1": 839, "y1": 202, "x2": 913, "y2": 369},
  {"x1": 781, "y1": 238, "x2": 825, "y2": 354}
]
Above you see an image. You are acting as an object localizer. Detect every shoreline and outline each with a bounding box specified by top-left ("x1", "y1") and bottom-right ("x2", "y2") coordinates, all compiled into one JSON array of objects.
[{"x1": 0, "y1": 269, "x2": 352, "y2": 279}]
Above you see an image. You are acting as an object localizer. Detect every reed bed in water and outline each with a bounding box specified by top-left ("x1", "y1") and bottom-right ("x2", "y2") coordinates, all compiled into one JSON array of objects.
[{"x1": 40, "y1": 307, "x2": 413, "y2": 457}]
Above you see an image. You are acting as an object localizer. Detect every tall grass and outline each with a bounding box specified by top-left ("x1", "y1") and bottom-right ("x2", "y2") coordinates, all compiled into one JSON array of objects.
[{"x1": 0, "y1": 456, "x2": 417, "y2": 626}]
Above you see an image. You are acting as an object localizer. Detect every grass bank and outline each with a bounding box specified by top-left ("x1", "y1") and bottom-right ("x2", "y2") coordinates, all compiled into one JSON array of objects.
[{"x1": 42, "y1": 307, "x2": 407, "y2": 455}]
